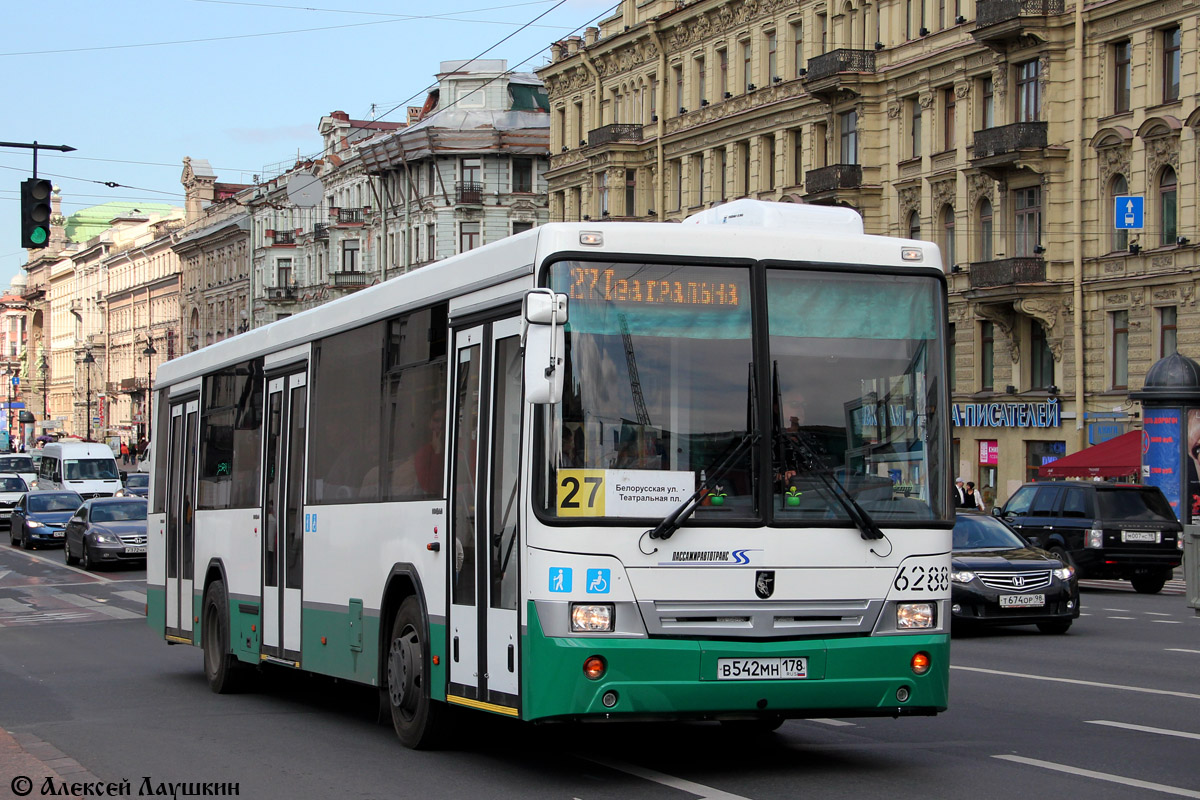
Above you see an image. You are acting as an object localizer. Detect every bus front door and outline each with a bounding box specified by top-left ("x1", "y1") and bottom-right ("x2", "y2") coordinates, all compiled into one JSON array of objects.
[
  {"x1": 448, "y1": 318, "x2": 523, "y2": 713},
  {"x1": 165, "y1": 398, "x2": 198, "y2": 642},
  {"x1": 261, "y1": 370, "x2": 307, "y2": 665}
]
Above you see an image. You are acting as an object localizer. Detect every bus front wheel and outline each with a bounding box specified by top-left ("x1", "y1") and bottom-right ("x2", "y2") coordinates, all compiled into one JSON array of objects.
[
  {"x1": 203, "y1": 580, "x2": 249, "y2": 694},
  {"x1": 387, "y1": 597, "x2": 451, "y2": 749}
]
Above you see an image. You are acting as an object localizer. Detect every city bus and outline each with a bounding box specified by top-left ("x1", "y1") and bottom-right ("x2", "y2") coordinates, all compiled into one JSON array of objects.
[{"x1": 146, "y1": 198, "x2": 952, "y2": 749}]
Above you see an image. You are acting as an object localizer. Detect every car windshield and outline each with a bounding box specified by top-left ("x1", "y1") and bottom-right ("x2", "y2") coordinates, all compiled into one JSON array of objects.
[
  {"x1": 125, "y1": 473, "x2": 149, "y2": 488},
  {"x1": 953, "y1": 514, "x2": 1027, "y2": 549},
  {"x1": 0, "y1": 477, "x2": 27, "y2": 492},
  {"x1": 30, "y1": 493, "x2": 83, "y2": 512},
  {"x1": 0, "y1": 457, "x2": 33, "y2": 472},
  {"x1": 64, "y1": 459, "x2": 120, "y2": 481},
  {"x1": 1096, "y1": 488, "x2": 1177, "y2": 522},
  {"x1": 90, "y1": 501, "x2": 147, "y2": 522}
]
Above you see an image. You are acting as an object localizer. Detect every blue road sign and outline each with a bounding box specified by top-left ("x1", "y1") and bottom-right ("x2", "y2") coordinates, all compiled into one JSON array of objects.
[{"x1": 1114, "y1": 195, "x2": 1144, "y2": 230}]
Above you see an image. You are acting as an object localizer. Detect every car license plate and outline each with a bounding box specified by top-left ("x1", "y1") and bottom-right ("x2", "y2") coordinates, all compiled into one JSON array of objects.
[
  {"x1": 717, "y1": 657, "x2": 808, "y2": 680},
  {"x1": 124, "y1": 546, "x2": 147, "y2": 554},
  {"x1": 1122, "y1": 530, "x2": 1160, "y2": 543},
  {"x1": 51, "y1": 531, "x2": 64, "y2": 538},
  {"x1": 999, "y1": 593, "x2": 1045, "y2": 608}
]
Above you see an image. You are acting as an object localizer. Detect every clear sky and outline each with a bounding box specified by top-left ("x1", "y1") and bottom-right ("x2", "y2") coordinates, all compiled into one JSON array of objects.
[{"x1": 0, "y1": 0, "x2": 615, "y2": 290}]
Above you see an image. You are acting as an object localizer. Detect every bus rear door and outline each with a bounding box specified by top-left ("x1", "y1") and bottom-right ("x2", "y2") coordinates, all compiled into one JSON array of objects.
[{"x1": 165, "y1": 398, "x2": 198, "y2": 642}]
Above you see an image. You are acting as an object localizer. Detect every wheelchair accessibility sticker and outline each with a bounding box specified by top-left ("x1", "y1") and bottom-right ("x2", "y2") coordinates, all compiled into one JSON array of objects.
[{"x1": 586, "y1": 569, "x2": 610, "y2": 594}]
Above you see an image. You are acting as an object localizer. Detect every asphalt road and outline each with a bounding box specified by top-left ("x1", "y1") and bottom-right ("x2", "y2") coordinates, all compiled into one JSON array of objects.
[{"x1": 1, "y1": 542, "x2": 1197, "y2": 800}]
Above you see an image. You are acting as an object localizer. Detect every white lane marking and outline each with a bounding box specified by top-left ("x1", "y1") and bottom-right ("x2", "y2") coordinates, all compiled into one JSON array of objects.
[
  {"x1": 1153, "y1": 620, "x2": 1183, "y2": 624},
  {"x1": 1086, "y1": 720, "x2": 1200, "y2": 741},
  {"x1": 586, "y1": 756, "x2": 753, "y2": 800},
  {"x1": 952, "y1": 665, "x2": 1200, "y2": 700},
  {"x1": 993, "y1": 755, "x2": 1200, "y2": 798},
  {"x1": 1103, "y1": 608, "x2": 1131, "y2": 612},
  {"x1": 810, "y1": 718, "x2": 856, "y2": 727},
  {"x1": 1109, "y1": 616, "x2": 1136, "y2": 620},
  {"x1": 1166, "y1": 648, "x2": 1200, "y2": 654},
  {"x1": 1146, "y1": 612, "x2": 1174, "y2": 616},
  {"x1": 115, "y1": 590, "x2": 147, "y2": 604}
]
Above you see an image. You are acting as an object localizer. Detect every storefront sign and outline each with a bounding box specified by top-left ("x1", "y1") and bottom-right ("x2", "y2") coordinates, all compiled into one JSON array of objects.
[
  {"x1": 978, "y1": 440, "x2": 998, "y2": 465},
  {"x1": 1142, "y1": 409, "x2": 1182, "y2": 518},
  {"x1": 952, "y1": 399, "x2": 1060, "y2": 428}
]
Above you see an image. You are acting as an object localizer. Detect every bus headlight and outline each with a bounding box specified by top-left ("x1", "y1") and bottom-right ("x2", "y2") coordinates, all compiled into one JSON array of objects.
[
  {"x1": 896, "y1": 602, "x2": 935, "y2": 629},
  {"x1": 571, "y1": 603, "x2": 614, "y2": 633}
]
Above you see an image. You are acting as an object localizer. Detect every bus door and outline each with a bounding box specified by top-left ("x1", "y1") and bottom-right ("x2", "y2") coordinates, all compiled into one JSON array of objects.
[
  {"x1": 261, "y1": 369, "x2": 308, "y2": 664},
  {"x1": 165, "y1": 398, "x2": 198, "y2": 641},
  {"x1": 448, "y1": 317, "x2": 523, "y2": 711}
]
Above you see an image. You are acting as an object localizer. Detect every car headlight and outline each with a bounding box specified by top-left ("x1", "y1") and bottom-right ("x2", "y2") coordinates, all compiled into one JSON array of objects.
[
  {"x1": 1053, "y1": 565, "x2": 1075, "y2": 581},
  {"x1": 896, "y1": 602, "x2": 936, "y2": 629},
  {"x1": 115, "y1": 489, "x2": 127, "y2": 497},
  {"x1": 92, "y1": 533, "x2": 120, "y2": 544},
  {"x1": 26, "y1": 520, "x2": 44, "y2": 528},
  {"x1": 570, "y1": 603, "x2": 615, "y2": 632},
  {"x1": 951, "y1": 569, "x2": 976, "y2": 584}
]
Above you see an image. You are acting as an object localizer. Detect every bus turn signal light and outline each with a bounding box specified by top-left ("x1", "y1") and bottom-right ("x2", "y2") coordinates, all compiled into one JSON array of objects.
[
  {"x1": 583, "y1": 655, "x2": 607, "y2": 680},
  {"x1": 911, "y1": 652, "x2": 931, "y2": 675}
]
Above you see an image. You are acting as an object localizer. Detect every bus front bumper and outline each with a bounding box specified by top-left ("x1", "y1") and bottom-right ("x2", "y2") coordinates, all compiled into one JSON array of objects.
[{"x1": 521, "y1": 605, "x2": 949, "y2": 722}]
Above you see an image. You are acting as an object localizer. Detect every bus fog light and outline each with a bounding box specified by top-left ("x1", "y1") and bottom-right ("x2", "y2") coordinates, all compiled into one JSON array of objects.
[
  {"x1": 896, "y1": 686, "x2": 910, "y2": 702},
  {"x1": 583, "y1": 655, "x2": 607, "y2": 680},
  {"x1": 910, "y1": 652, "x2": 931, "y2": 675},
  {"x1": 571, "y1": 603, "x2": 614, "y2": 632},
  {"x1": 602, "y1": 690, "x2": 619, "y2": 707},
  {"x1": 897, "y1": 602, "x2": 935, "y2": 629}
]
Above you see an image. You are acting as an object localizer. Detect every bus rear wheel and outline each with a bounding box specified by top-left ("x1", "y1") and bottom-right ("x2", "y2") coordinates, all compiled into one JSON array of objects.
[
  {"x1": 203, "y1": 580, "x2": 249, "y2": 694},
  {"x1": 387, "y1": 597, "x2": 451, "y2": 749}
]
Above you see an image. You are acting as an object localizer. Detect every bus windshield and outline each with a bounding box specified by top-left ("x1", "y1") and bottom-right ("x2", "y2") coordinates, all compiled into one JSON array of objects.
[{"x1": 538, "y1": 260, "x2": 948, "y2": 524}]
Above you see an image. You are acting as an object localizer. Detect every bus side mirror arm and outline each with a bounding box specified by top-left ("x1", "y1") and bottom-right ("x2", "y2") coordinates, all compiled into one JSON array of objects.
[{"x1": 523, "y1": 290, "x2": 568, "y2": 405}]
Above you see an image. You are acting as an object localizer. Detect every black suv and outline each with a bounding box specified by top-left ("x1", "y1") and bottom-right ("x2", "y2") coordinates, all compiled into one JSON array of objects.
[{"x1": 996, "y1": 481, "x2": 1183, "y2": 593}]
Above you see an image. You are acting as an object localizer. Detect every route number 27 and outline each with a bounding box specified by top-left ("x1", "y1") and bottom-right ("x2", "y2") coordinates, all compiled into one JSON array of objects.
[{"x1": 557, "y1": 470, "x2": 606, "y2": 517}]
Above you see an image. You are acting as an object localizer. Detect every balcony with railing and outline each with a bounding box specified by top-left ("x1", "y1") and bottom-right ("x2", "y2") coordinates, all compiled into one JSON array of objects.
[
  {"x1": 587, "y1": 123, "x2": 644, "y2": 148},
  {"x1": 336, "y1": 208, "x2": 364, "y2": 224},
  {"x1": 456, "y1": 181, "x2": 483, "y2": 205},
  {"x1": 971, "y1": 122, "x2": 1050, "y2": 175},
  {"x1": 801, "y1": 50, "x2": 876, "y2": 100},
  {"x1": 272, "y1": 230, "x2": 295, "y2": 245},
  {"x1": 329, "y1": 271, "x2": 371, "y2": 288},
  {"x1": 968, "y1": 257, "x2": 1046, "y2": 289},
  {"x1": 804, "y1": 164, "x2": 864, "y2": 195},
  {"x1": 265, "y1": 286, "x2": 296, "y2": 302},
  {"x1": 314, "y1": 223, "x2": 328, "y2": 240},
  {"x1": 973, "y1": 0, "x2": 1063, "y2": 45}
]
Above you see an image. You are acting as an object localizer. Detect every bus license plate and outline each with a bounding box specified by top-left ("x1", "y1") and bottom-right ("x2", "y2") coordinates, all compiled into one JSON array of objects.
[
  {"x1": 717, "y1": 657, "x2": 807, "y2": 680},
  {"x1": 124, "y1": 546, "x2": 147, "y2": 554},
  {"x1": 1122, "y1": 530, "x2": 1160, "y2": 543},
  {"x1": 999, "y1": 593, "x2": 1044, "y2": 608}
]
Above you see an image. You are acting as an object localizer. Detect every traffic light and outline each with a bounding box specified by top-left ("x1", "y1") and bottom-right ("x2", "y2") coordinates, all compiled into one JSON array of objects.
[{"x1": 20, "y1": 178, "x2": 52, "y2": 249}]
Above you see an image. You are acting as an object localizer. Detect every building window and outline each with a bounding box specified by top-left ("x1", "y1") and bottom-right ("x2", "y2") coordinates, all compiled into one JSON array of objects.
[
  {"x1": 674, "y1": 65, "x2": 684, "y2": 112},
  {"x1": 908, "y1": 210, "x2": 921, "y2": 240},
  {"x1": 426, "y1": 223, "x2": 436, "y2": 261},
  {"x1": 718, "y1": 148, "x2": 728, "y2": 201},
  {"x1": 1160, "y1": 306, "x2": 1178, "y2": 357},
  {"x1": 742, "y1": 40, "x2": 752, "y2": 91},
  {"x1": 460, "y1": 222, "x2": 480, "y2": 252},
  {"x1": 941, "y1": 204, "x2": 956, "y2": 267},
  {"x1": 981, "y1": 321, "x2": 994, "y2": 392},
  {"x1": 942, "y1": 87, "x2": 956, "y2": 151},
  {"x1": 718, "y1": 49, "x2": 728, "y2": 97},
  {"x1": 764, "y1": 136, "x2": 776, "y2": 191},
  {"x1": 909, "y1": 96, "x2": 922, "y2": 158},
  {"x1": 1113, "y1": 41, "x2": 1132, "y2": 113},
  {"x1": 1112, "y1": 309, "x2": 1129, "y2": 390},
  {"x1": 793, "y1": 129, "x2": 804, "y2": 185},
  {"x1": 742, "y1": 141, "x2": 752, "y2": 195},
  {"x1": 512, "y1": 221, "x2": 534, "y2": 235},
  {"x1": 673, "y1": 159, "x2": 684, "y2": 210},
  {"x1": 513, "y1": 157, "x2": 533, "y2": 193},
  {"x1": 696, "y1": 56, "x2": 707, "y2": 105},
  {"x1": 461, "y1": 157, "x2": 481, "y2": 186},
  {"x1": 948, "y1": 322, "x2": 956, "y2": 393},
  {"x1": 906, "y1": 0, "x2": 914, "y2": 39},
  {"x1": 839, "y1": 110, "x2": 858, "y2": 164},
  {"x1": 276, "y1": 258, "x2": 292, "y2": 287},
  {"x1": 1110, "y1": 174, "x2": 1129, "y2": 252},
  {"x1": 342, "y1": 239, "x2": 360, "y2": 272},
  {"x1": 1014, "y1": 186, "x2": 1041, "y2": 257},
  {"x1": 792, "y1": 22, "x2": 804, "y2": 78},
  {"x1": 598, "y1": 172, "x2": 609, "y2": 216},
  {"x1": 978, "y1": 198, "x2": 993, "y2": 261},
  {"x1": 766, "y1": 30, "x2": 778, "y2": 81},
  {"x1": 1159, "y1": 167, "x2": 1178, "y2": 246},
  {"x1": 649, "y1": 76, "x2": 657, "y2": 119},
  {"x1": 695, "y1": 154, "x2": 705, "y2": 206},
  {"x1": 979, "y1": 75, "x2": 994, "y2": 129},
  {"x1": 624, "y1": 169, "x2": 636, "y2": 216},
  {"x1": 1163, "y1": 26, "x2": 1181, "y2": 102},
  {"x1": 1030, "y1": 322, "x2": 1053, "y2": 389},
  {"x1": 1016, "y1": 59, "x2": 1041, "y2": 122}
]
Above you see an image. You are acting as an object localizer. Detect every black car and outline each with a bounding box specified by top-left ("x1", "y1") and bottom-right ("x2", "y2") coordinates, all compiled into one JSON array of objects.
[
  {"x1": 8, "y1": 490, "x2": 85, "y2": 549},
  {"x1": 64, "y1": 497, "x2": 148, "y2": 570},
  {"x1": 952, "y1": 511, "x2": 1080, "y2": 634},
  {"x1": 997, "y1": 481, "x2": 1183, "y2": 593},
  {"x1": 117, "y1": 472, "x2": 149, "y2": 498}
]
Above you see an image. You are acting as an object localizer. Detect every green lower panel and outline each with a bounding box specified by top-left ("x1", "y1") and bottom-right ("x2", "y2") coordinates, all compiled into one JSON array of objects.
[
  {"x1": 302, "y1": 605, "x2": 382, "y2": 684},
  {"x1": 146, "y1": 585, "x2": 165, "y2": 634},
  {"x1": 521, "y1": 602, "x2": 949, "y2": 721}
]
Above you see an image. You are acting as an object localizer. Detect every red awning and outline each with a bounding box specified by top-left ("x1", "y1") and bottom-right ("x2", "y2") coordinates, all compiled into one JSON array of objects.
[{"x1": 1038, "y1": 430, "x2": 1142, "y2": 479}]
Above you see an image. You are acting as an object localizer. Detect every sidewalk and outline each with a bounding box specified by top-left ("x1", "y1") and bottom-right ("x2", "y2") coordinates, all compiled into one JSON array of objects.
[{"x1": 1, "y1": 728, "x2": 100, "y2": 798}]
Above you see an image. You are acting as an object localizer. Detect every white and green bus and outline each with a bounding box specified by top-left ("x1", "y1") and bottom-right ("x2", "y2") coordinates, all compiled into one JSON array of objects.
[{"x1": 147, "y1": 199, "x2": 953, "y2": 748}]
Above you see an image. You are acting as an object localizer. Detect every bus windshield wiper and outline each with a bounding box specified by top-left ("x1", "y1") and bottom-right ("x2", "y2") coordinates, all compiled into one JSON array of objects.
[
  {"x1": 646, "y1": 430, "x2": 759, "y2": 542},
  {"x1": 778, "y1": 430, "x2": 884, "y2": 541}
]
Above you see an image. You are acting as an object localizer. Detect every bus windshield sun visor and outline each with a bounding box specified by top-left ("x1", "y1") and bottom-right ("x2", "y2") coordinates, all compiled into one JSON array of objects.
[
  {"x1": 777, "y1": 430, "x2": 885, "y2": 541},
  {"x1": 646, "y1": 429, "x2": 760, "y2": 542}
]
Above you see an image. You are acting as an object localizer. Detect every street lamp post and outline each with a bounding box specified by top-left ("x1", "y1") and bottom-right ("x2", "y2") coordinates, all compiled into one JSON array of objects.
[
  {"x1": 4, "y1": 367, "x2": 12, "y2": 452},
  {"x1": 143, "y1": 339, "x2": 156, "y2": 445},
  {"x1": 82, "y1": 351, "x2": 95, "y2": 441},
  {"x1": 39, "y1": 355, "x2": 48, "y2": 424}
]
